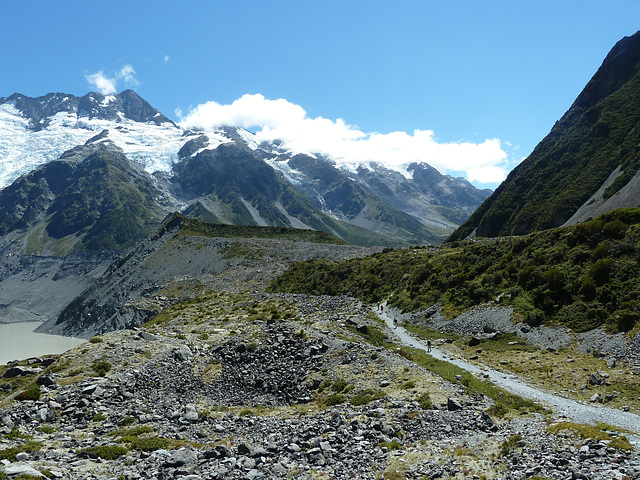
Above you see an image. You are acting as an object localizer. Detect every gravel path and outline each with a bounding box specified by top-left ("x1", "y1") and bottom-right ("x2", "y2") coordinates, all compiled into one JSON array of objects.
[{"x1": 376, "y1": 305, "x2": 640, "y2": 447}]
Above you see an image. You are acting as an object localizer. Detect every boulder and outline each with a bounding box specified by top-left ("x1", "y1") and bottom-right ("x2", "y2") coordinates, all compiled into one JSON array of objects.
[
  {"x1": 589, "y1": 372, "x2": 603, "y2": 386},
  {"x1": 2, "y1": 464, "x2": 45, "y2": 478},
  {"x1": 164, "y1": 448, "x2": 198, "y2": 467},
  {"x1": 468, "y1": 337, "x2": 481, "y2": 347},
  {"x1": 447, "y1": 398, "x2": 463, "y2": 411},
  {"x1": 174, "y1": 345, "x2": 193, "y2": 362}
]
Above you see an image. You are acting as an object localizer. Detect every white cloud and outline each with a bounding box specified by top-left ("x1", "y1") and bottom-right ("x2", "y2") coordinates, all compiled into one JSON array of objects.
[
  {"x1": 118, "y1": 65, "x2": 138, "y2": 87},
  {"x1": 85, "y1": 64, "x2": 139, "y2": 94},
  {"x1": 85, "y1": 71, "x2": 117, "y2": 95},
  {"x1": 179, "y1": 94, "x2": 510, "y2": 185},
  {"x1": 164, "y1": 55, "x2": 170, "y2": 62}
]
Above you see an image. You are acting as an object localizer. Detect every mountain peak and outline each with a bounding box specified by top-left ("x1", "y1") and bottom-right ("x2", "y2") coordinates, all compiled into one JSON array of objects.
[
  {"x1": 0, "y1": 90, "x2": 176, "y2": 131},
  {"x1": 572, "y1": 30, "x2": 640, "y2": 111}
]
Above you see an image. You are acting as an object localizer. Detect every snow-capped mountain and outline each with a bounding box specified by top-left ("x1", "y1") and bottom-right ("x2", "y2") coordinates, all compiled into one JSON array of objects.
[
  {"x1": 0, "y1": 90, "x2": 183, "y2": 188},
  {"x1": 0, "y1": 90, "x2": 490, "y2": 251}
]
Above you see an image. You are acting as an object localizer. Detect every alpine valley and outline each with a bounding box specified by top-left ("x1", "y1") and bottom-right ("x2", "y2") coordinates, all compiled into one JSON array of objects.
[
  {"x1": 3, "y1": 31, "x2": 640, "y2": 480},
  {"x1": 0, "y1": 90, "x2": 489, "y2": 327}
]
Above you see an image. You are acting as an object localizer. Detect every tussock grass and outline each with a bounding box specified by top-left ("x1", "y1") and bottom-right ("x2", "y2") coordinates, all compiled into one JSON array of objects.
[{"x1": 548, "y1": 421, "x2": 633, "y2": 451}]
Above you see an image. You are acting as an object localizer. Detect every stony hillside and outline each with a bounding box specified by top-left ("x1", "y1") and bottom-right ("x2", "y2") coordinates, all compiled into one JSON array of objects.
[
  {"x1": 39, "y1": 214, "x2": 378, "y2": 339},
  {"x1": 2, "y1": 283, "x2": 640, "y2": 479},
  {"x1": 450, "y1": 30, "x2": 640, "y2": 241}
]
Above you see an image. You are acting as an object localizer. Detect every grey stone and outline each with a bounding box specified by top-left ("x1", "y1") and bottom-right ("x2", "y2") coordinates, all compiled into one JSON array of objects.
[
  {"x1": 447, "y1": 398, "x2": 463, "y2": 411},
  {"x1": 589, "y1": 393, "x2": 603, "y2": 403},
  {"x1": 184, "y1": 404, "x2": 199, "y2": 422},
  {"x1": 139, "y1": 331, "x2": 158, "y2": 341},
  {"x1": 174, "y1": 345, "x2": 193, "y2": 362},
  {"x1": 2, "y1": 463, "x2": 45, "y2": 477},
  {"x1": 165, "y1": 448, "x2": 198, "y2": 467}
]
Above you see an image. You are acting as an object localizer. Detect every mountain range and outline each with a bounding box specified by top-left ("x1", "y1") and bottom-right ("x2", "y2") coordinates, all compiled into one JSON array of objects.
[
  {"x1": 0, "y1": 90, "x2": 490, "y2": 254},
  {"x1": 0, "y1": 89, "x2": 489, "y2": 325}
]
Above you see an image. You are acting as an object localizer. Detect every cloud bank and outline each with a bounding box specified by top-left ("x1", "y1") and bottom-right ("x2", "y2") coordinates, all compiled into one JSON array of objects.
[
  {"x1": 179, "y1": 94, "x2": 510, "y2": 185},
  {"x1": 86, "y1": 65, "x2": 139, "y2": 95}
]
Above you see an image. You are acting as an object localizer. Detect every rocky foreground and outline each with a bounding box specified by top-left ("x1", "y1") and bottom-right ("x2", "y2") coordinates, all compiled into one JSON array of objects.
[{"x1": 1, "y1": 293, "x2": 639, "y2": 480}]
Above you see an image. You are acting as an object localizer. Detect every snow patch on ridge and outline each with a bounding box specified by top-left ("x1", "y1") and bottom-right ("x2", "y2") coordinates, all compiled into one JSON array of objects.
[{"x1": 0, "y1": 104, "x2": 184, "y2": 188}]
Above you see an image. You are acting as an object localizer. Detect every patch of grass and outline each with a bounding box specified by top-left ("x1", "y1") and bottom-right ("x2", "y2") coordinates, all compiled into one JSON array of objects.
[
  {"x1": 416, "y1": 392, "x2": 432, "y2": 409},
  {"x1": 93, "y1": 412, "x2": 107, "y2": 422},
  {"x1": 109, "y1": 425, "x2": 153, "y2": 440},
  {"x1": 548, "y1": 421, "x2": 633, "y2": 451},
  {"x1": 379, "y1": 440, "x2": 402, "y2": 450},
  {"x1": 499, "y1": 434, "x2": 523, "y2": 456},
  {"x1": 325, "y1": 393, "x2": 345, "y2": 406},
  {"x1": 350, "y1": 389, "x2": 386, "y2": 406},
  {"x1": 119, "y1": 415, "x2": 136, "y2": 427},
  {"x1": 16, "y1": 383, "x2": 41, "y2": 401},
  {"x1": 331, "y1": 378, "x2": 349, "y2": 393},
  {"x1": 5, "y1": 426, "x2": 31, "y2": 440},
  {"x1": 91, "y1": 358, "x2": 112, "y2": 377},
  {"x1": 89, "y1": 336, "x2": 104, "y2": 344},
  {"x1": 400, "y1": 346, "x2": 542, "y2": 417},
  {"x1": 78, "y1": 445, "x2": 129, "y2": 460},
  {"x1": 129, "y1": 436, "x2": 171, "y2": 452},
  {"x1": 477, "y1": 332, "x2": 539, "y2": 353},
  {"x1": 0, "y1": 441, "x2": 42, "y2": 461}
]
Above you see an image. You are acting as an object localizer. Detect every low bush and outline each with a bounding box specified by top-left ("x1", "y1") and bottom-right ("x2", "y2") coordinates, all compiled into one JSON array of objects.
[{"x1": 78, "y1": 445, "x2": 128, "y2": 460}]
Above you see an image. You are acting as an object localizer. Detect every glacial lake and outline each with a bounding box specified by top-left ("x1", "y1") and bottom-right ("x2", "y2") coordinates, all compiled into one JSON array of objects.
[{"x1": 0, "y1": 322, "x2": 85, "y2": 365}]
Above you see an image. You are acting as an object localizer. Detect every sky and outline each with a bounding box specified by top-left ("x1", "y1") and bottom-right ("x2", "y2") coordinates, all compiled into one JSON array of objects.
[{"x1": 1, "y1": 1, "x2": 640, "y2": 189}]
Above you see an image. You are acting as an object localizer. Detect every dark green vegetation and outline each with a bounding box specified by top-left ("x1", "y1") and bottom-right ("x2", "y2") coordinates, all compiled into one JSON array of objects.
[
  {"x1": 166, "y1": 213, "x2": 347, "y2": 244},
  {"x1": 270, "y1": 208, "x2": 640, "y2": 333},
  {"x1": 450, "y1": 31, "x2": 640, "y2": 240}
]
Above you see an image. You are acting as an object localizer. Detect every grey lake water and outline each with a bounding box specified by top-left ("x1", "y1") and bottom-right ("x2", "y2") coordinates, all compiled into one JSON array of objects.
[{"x1": 0, "y1": 322, "x2": 85, "y2": 365}]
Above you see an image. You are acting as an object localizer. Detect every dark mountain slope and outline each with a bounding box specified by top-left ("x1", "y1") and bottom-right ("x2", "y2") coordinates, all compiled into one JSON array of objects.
[
  {"x1": 0, "y1": 139, "x2": 169, "y2": 254},
  {"x1": 173, "y1": 143, "x2": 444, "y2": 246},
  {"x1": 449, "y1": 31, "x2": 640, "y2": 241}
]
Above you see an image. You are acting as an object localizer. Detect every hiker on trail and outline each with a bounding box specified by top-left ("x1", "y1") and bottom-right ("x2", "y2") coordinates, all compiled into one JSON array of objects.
[
  {"x1": 393, "y1": 318, "x2": 398, "y2": 328},
  {"x1": 380, "y1": 305, "x2": 384, "y2": 313},
  {"x1": 427, "y1": 340, "x2": 431, "y2": 353}
]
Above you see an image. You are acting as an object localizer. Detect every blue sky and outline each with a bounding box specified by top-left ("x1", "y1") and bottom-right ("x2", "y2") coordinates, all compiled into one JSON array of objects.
[{"x1": 2, "y1": 1, "x2": 640, "y2": 189}]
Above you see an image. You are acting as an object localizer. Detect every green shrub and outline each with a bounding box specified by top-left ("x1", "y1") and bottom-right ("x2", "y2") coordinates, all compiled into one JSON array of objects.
[
  {"x1": 331, "y1": 378, "x2": 348, "y2": 393},
  {"x1": 78, "y1": 445, "x2": 128, "y2": 460},
  {"x1": 129, "y1": 436, "x2": 170, "y2": 452},
  {"x1": 416, "y1": 392, "x2": 432, "y2": 409},
  {"x1": 350, "y1": 389, "x2": 385, "y2": 406},
  {"x1": 16, "y1": 383, "x2": 41, "y2": 401},
  {"x1": 500, "y1": 434, "x2": 523, "y2": 456},
  {"x1": 325, "y1": 394, "x2": 345, "y2": 406},
  {"x1": 0, "y1": 442, "x2": 42, "y2": 461},
  {"x1": 91, "y1": 359, "x2": 112, "y2": 377},
  {"x1": 379, "y1": 440, "x2": 402, "y2": 450}
]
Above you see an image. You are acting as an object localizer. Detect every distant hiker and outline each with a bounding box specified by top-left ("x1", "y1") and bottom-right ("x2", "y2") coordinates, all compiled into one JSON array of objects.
[
  {"x1": 393, "y1": 318, "x2": 398, "y2": 328},
  {"x1": 380, "y1": 304, "x2": 384, "y2": 312},
  {"x1": 427, "y1": 340, "x2": 432, "y2": 353}
]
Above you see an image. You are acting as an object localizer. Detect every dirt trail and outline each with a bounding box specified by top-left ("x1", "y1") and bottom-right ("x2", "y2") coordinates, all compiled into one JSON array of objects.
[{"x1": 376, "y1": 305, "x2": 640, "y2": 446}]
